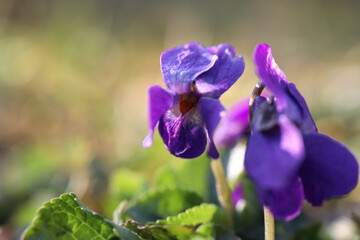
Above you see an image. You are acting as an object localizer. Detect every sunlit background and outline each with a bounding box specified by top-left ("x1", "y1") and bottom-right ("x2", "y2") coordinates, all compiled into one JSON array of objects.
[{"x1": 0, "y1": 1, "x2": 360, "y2": 239}]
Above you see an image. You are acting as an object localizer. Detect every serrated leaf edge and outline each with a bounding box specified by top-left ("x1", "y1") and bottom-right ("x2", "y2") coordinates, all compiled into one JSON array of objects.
[
  {"x1": 155, "y1": 203, "x2": 218, "y2": 226},
  {"x1": 125, "y1": 186, "x2": 203, "y2": 208},
  {"x1": 22, "y1": 192, "x2": 142, "y2": 240},
  {"x1": 123, "y1": 219, "x2": 196, "y2": 239}
]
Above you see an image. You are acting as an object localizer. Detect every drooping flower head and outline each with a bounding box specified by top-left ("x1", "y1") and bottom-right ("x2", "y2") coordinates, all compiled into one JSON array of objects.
[
  {"x1": 243, "y1": 43, "x2": 359, "y2": 220},
  {"x1": 143, "y1": 42, "x2": 245, "y2": 159}
]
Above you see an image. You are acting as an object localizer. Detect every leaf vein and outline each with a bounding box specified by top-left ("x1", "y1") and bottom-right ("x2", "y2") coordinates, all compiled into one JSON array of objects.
[{"x1": 49, "y1": 204, "x2": 108, "y2": 240}]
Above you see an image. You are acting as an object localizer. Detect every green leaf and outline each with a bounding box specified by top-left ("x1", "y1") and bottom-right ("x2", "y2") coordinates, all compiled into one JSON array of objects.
[
  {"x1": 195, "y1": 223, "x2": 215, "y2": 237},
  {"x1": 155, "y1": 166, "x2": 178, "y2": 187},
  {"x1": 194, "y1": 223, "x2": 241, "y2": 240},
  {"x1": 123, "y1": 219, "x2": 195, "y2": 240},
  {"x1": 104, "y1": 168, "x2": 148, "y2": 218},
  {"x1": 155, "y1": 156, "x2": 211, "y2": 199},
  {"x1": 22, "y1": 193, "x2": 141, "y2": 240},
  {"x1": 118, "y1": 187, "x2": 204, "y2": 225},
  {"x1": 125, "y1": 203, "x2": 238, "y2": 240},
  {"x1": 156, "y1": 203, "x2": 222, "y2": 226},
  {"x1": 109, "y1": 169, "x2": 147, "y2": 200}
]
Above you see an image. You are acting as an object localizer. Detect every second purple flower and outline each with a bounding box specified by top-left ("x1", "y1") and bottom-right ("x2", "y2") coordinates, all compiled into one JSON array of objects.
[
  {"x1": 245, "y1": 43, "x2": 359, "y2": 220},
  {"x1": 143, "y1": 42, "x2": 245, "y2": 159}
]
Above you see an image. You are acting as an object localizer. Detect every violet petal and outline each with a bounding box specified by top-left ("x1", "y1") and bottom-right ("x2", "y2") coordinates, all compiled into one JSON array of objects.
[
  {"x1": 158, "y1": 105, "x2": 207, "y2": 159},
  {"x1": 300, "y1": 133, "x2": 359, "y2": 206},
  {"x1": 214, "y1": 97, "x2": 250, "y2": 148},
  {"x1": 260, "y1": 177, "x2": 304, "y2": 221},
  {"x1": 253, "y1": 43, "x2": 288, "y2": 111},
  {"x1": 286, "y1": 83, "x2": 317, "y2": 133},
  {"x1": 245, "y1": 115, "x2": 305, "y2": 190},
  {"x1": 198, "y1": 97, "x2": 225, "y2": 158},
  {"x1": 195, "y1": 43, "x2": 245, "y2": 98},
  {"x1": 161, "y1": 42, "x2": 217, "y2": 94},
  {"x1": 143, "y1": 85, "x2": 177, "y2": 148}
]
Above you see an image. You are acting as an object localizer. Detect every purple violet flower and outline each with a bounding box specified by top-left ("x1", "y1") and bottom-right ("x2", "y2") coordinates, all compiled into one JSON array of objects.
[
  {"x1": 143, "y1": 42, "x2": 245, "y2": 159},
  {"x1": 214, "y1": 97, "x2": 250, "y2": 149},
  {"x1": 244, "y1": 43, "x2": 359, "y2": 220},
  {"x1": 232, "y1": 182, "x2": 245, "y2": 210}
]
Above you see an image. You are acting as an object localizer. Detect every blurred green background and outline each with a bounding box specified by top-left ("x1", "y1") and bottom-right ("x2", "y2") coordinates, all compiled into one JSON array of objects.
[{"x1": 0, "y1": 0, "x2": 360, "y2": 239}]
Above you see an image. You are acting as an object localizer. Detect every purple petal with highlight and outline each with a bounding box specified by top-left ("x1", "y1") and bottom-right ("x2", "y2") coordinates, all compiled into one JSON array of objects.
[
  {"x1": 195, "y1": 43, "x2": 245, "y2": 99},
  {"x1": 253, "y1": 43, "x2": 288, "y2": 111},
  {"x1": 245, "y1": 115, "x2": 305, "y2": 191},
  {"x1": 161, "y1": 42, "x2": 217, "y2": 94},
  {"x1": 158, "y1": 106, "x2": 207, "y2": 159}
]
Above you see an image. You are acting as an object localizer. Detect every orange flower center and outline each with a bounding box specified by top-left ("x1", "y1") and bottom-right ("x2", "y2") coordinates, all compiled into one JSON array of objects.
[{"x1": 179, "y1": 94, "x2": 199, "y2": 115}]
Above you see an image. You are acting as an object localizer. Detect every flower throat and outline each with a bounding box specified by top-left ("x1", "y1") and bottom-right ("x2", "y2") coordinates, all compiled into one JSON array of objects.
[{"x1": 179, "y1": 93, "x2": 199, "y2": 115}]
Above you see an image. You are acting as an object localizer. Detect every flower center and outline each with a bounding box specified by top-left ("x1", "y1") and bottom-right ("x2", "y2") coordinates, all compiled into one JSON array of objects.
[{"x1": 179, "y1": 94, "x2": 199, "y2": 115}]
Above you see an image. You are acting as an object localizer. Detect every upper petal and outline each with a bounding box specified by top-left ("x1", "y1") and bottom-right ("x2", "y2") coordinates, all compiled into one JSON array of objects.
[
  {"x1": 253, "y1": 43, "x2": 288, "y2": 111},
  {"x1": 197, "y1": 97, "x2": 225, "y2": 158},
  {"x1": 158, "y1": 104, "x2": 207, "y2": 159},
  {"x1": 259, "y1": 177, "x2": 304, "y2": 221},
  {"x1": 245, "y1": 115, "x2": 305, "y2": 191},
  {"x1": 300, "y1": 133, "x2": 359, "y2": 206},
  {"x1": 195, "y1": 43, "x2": 245, "y2": 98},
  {"x1": 214, "y1": 97, "x2": 250, "y2": 149},
  {"x1": 286, "y1": 83, "x2": 317, "y2": 133},
  {"x1": 161, "y1": 42, "x2": 217, "y2": 94},
  {"x1": 254, "y1": 44, "x2": 306, "y2": 128},
  {"x1": 143, "y1": 85, "x2": 178, "y2": 148}
]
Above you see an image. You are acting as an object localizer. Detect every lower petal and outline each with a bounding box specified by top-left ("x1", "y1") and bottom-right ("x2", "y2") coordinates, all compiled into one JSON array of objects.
[
  {"x1": 245, "y1": 115, "x2": 305, "y2": 191},
  {"x1": 158, "y1": 106, "x2": 207, "y2": 159},
  {"x1": 259, "y1": 177, "x2": 304, "y2": 221},
  {"x1": 300, "y1": 133, "x2": 359, "y2": 206},
  {"x1": 197, "y1": 97, "x2": 225, "y2": 159}
]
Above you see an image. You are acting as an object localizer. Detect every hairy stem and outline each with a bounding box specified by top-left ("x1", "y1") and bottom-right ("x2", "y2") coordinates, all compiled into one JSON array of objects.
[
  {"x1": 264, "y1": 207, "x2": 275, "y2": 240},
  {"x1": 210, "y1": 158, "x2": 233, "y2": 228}
]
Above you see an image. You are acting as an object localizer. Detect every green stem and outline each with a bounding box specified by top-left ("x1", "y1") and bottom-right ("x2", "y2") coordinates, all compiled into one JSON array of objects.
[
  {"x1": 248, "y1": 80, "x2": 275, "y2": 240},
  {"x1": 210, "y1": 158, "x2": 233, "y2": 228},
  {"x1": 264, "y1": 207, "x2": 275, "y2": 240}
]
